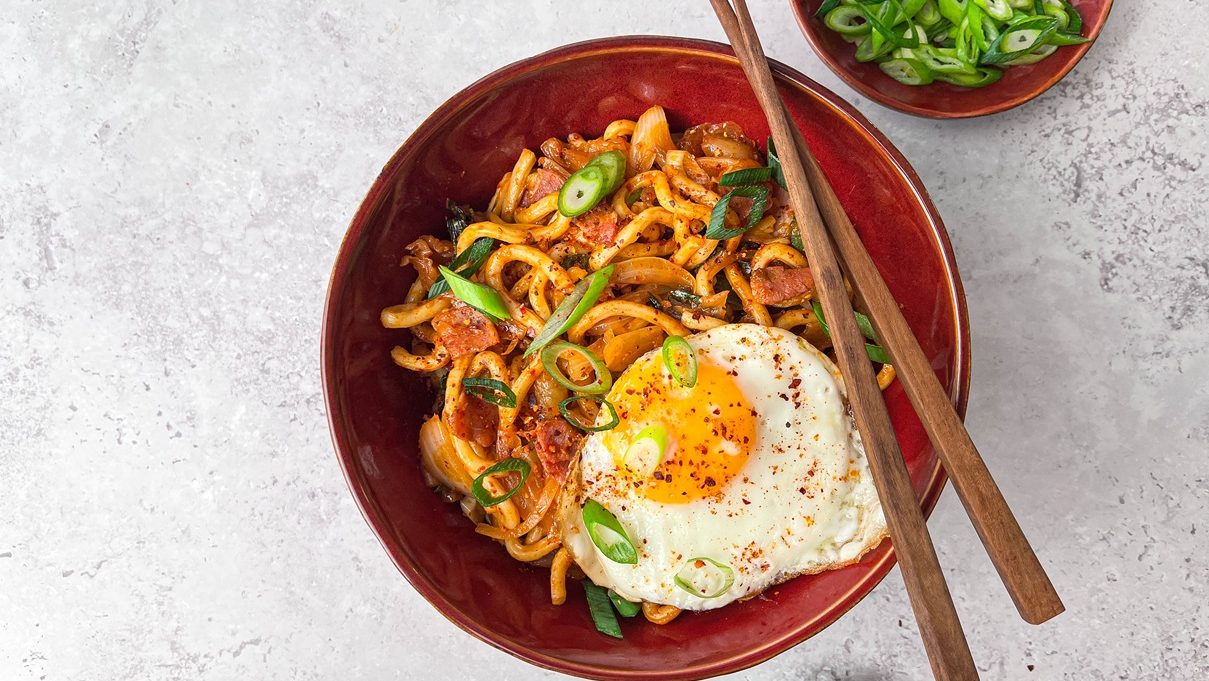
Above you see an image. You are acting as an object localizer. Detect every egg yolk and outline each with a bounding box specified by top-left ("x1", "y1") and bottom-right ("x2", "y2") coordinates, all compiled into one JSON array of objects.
[{"x1": 602, "y1": 353, "x2": 756, "y2": 504}]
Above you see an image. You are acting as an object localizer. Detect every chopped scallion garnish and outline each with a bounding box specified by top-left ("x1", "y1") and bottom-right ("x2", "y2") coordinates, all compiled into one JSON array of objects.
[
  {"x1": 608, "y1": 590, "x2": 641, "y2": 618},
  {"x1": 622, "y1": 424, "x2": 669, "y2": 478},
  {"x1": 582, "y1": 499, "x2": 638, "y2": 564},
  {"x1": 559, "y1": 395, "x2": 620, "y2": 432},
  {"x1": 661, "y1": 336, "x2": 698, "y2": 388},
  {"x1": 811, "y1": 301, "x2": 892, "y2": 364},
  {"x1": 437, "y1": 265, "x2": 510, "y2": 321},
  {"x1": 674, "y1": 557, "x2": 735, "y2": 599},
  {"x1": 525, "y1": 265, "x2": 614, "y2": 357},
  {"x1": 461, "y1": 377, "x2": 517, "y2": 408},
  {"x1": 704, "y1": 185, "x2": 769, "y2": 240},
  {"x1": 541, "y1": 341, "x2": 613, "y2": 394},
  {"x1": 470, "y1": 458, "x2": 530, "y2": 508},
  {"x1": 583, "y1": 581, "x2": 623, "y2": 638},
  {"x1": 428, "y1": 237, "x2": 494, "y2": 298}
]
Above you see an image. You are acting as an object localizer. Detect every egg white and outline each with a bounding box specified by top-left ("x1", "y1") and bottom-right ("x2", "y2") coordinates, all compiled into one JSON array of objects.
[{"x1": 559, "y1": 324, "x2": 887, "y2": 611}]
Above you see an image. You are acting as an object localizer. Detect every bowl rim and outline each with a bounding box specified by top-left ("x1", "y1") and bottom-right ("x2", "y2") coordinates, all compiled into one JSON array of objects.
[
  {"x1": 321, "y1": 34, "x2": 971, "y2": 681},
  {"x1": 789, "y1": 0, "x2": 1115, "y2": 119}
]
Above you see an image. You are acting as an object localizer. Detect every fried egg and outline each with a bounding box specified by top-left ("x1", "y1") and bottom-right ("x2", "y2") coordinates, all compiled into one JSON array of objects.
[{"x1": 559, "y1": 324, "x2": 887, "y2": 610}]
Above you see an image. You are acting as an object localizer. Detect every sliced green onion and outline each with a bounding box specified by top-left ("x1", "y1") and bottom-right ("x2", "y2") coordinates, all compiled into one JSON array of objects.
[
  {"x1": 461, "y1": 377, "x2": 517, "y2": 408},
  {"x1": 825, "y1": 5, "x2": 872, "y2": 35},
  {"x1": 471, "y1": 458, "x2": 531, "y2": 507},
  {"x1": 719, "y1": 139, "x2": 785, "y2": 190},
  {"x1": 927, "y1": 18, "x2": 955, "y2": 41},
  {"x1": 766, "y1": 137, "x2": 787, "y2": 189},
  {"x1": 811, "y1": 300, "x2": 892, "y2": 364},
  {"x1": 975, "y1": 0, "x2": 1014, "y2": 21},
  {"x1": 582, "y1": 499, "x2": 638, "y2": 564},
  {"x1": 558, "y1": 165, "x2": 610, "y2": 217},
  {"x1": 558, "y1": 151, "x2": 626, "y2": 218},
  {"x1": 719, "y1": 166, "x2": 774, "y2": 186},
  {"x1": 903, "y1": 0, "x2": 930, "y2": 19},
  {"x1": 915, "y1": 45, "x2": 977, "y2": 74},
  {"x1": 916, "y1": 0, "x2": 943, "y2": 26},
  {"x1": 624, "y1": 187, "x2": 645, "y2": 208},
  {"x1": 933, "y1": 65, "x2": 1003, "y2": 86},
  {"x1": 857, "y1": 2, "x2": 921, "y2": 48},
  {"x1": 541, "y1": 341, "x2": 613, "y2": 394},
  {"x1": 880, "y1": 57, "x2": 935, "y2": 85},
  {"x1": 855, "y1": 33, "x2": 897, "y2": 62},
  {"x1": 854, "y1": 310, "x2": 878, "y2": 342},
  {"x1": 939, "y1": 0, "x2": 969, "y2": 24},
  {"x1": 584, "y1": 150, "x2": 627, "y2": 193},
  {"x1": 981, "y1": 15, "x2": 1058, "y2": 63},
  {"x1": 525, "y1": 265, "x2": 615, "y2": 357},
  {"x1": 789, "y1": 221, "x2": 805, "y2": 252},
  {"x1": 866, "y1": 341, "x2": 892, "y2": 365},
  {"x1": 1047, "y1": 32, "x2": 1089, "y2": 46},
  {"x1": 582, "y1": 582, "x2": 623, "y2": 638},
  {"x1": 437, "y1": 265, "x2": 510, "y2": 321},
  {"x1": 559, "y1": 395, "x2": 620, "y2": 432},
  {"x1": 622, "y1": 425, "x2": 669, "y2": 478},
  {"x1": 1059, "y1": 0, "x2": 1082, "y2": 33},
  {"x1": 967, "y1": 3, "x2": 989, "y2": 52},
  {"x1": 1003, "y1": 42, "x2": 1058, "y2": 64},
  {"x1": 815, "y1": 0, "x2": 841, "y2": 18},
  {"x1": 608, "y1": 590, "x2": 641, "y2": 618},
  {"x1": 704, "y1": 185, "x2": 769, "y2": 240},
  {"x1": 428, "y1": 237, "x2": 494, "y2": 298},
  {"x1": 820, "y1": 0, "x2": 1084, "y2": 87},
  {"x1": 674, "y1": 557, "x2": 735, "y2": 599},
  {"x1": 661, "y1": 336, "x2": 698, "y2": 388},
  {"x1": 955, "y1": 17, "x2": 979, "y2": 64}
]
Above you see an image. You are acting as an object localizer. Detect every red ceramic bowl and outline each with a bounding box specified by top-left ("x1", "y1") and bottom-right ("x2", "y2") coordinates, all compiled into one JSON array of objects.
[
  {"x1": 322, "y1": 36, "x2": 970, "y2": 680},
  {"x1": 791, "y1": 0, "x2": 1114, "y2": 118}
]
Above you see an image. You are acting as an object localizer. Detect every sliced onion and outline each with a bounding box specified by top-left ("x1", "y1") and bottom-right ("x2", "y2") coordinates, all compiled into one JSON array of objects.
[
  {"x1": 629, "y1": 105, "x2": 675, "y2": 174},
  {"x1": 610, "y1": 257, "x2": 695, "y2": 290},
  {"x1": 602, "y1": 326, "x2": 666, "y2": 372},
  {"x1": 701, "y1": 133, "x2": 758, "y2": 160},
  {"x1": 418, "y1": 416, "x2": 473, "y2": 496}
]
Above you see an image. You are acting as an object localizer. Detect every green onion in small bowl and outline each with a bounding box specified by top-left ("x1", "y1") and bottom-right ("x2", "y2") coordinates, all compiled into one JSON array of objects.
[
  {"x1": 816, "y1": 0, "x2": 1089, "y2": 89},
  {"x1": 801, "y1": 0, "x2": 1106, "y2": 109}
]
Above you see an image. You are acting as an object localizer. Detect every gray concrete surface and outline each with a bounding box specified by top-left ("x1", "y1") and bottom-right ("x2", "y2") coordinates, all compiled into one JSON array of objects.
[{"x1": 2, "y1": 1, "x2": 1205, "y2": 679}]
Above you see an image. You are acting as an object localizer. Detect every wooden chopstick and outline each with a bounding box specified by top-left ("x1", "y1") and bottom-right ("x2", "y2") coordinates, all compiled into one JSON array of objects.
[
  {"x1": 785, "y1": 124, "x2": 1065, "y2": 625},
  {"x1": 707, "y1": 2, "x2": 979, "y2": 679}
]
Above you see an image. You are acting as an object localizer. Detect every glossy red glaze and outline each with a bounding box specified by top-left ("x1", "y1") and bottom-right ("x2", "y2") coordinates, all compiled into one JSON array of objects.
[
  {"x1": 322, "y1": 37, "x2": 970, "y2": 680},
  {"x1": 791, "y1": 0, "x2": 1114, "y2": 118}
]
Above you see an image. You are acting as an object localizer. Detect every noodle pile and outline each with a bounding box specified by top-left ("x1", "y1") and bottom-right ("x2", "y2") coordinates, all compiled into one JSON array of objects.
[{"x1": 381, "y1": 105, "x2": 894, "y2": 624}]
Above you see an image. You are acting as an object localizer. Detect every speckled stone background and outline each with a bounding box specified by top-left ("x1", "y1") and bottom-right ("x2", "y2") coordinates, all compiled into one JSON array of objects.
[{"x1": 2, "y1": 1, "x2": 1205, "y2": 679}]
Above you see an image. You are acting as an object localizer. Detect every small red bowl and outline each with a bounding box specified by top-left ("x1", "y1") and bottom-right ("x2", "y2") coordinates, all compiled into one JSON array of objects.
[
  {"x1": 791, "y1": 0, "x2": 1114, "y2": 118},
  {"x1": 322, "y1": 36, "x2": 970, "y2": 680}
]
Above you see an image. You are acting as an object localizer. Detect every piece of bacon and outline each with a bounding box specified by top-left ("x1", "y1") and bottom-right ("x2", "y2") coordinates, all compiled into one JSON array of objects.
[
  {"x1": 572, "y1": 205, "x2": 622, "y2": 246},
  {"x1": 432, "y1": 305, "x2": 500, "y2": 359},
  {"x1": 520, "y1": 168, "x2": 565, "y2": 208},
  {"x1": 449, "y1": 393, "x2": 498, "y2": 449},
  {"x1": 532, "y1": 418, "x2": 583, "y2": 483},
  {"x1": 750, "y1": 265, "x2": 816, "y2": 306}
]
